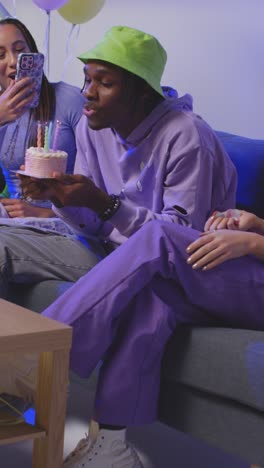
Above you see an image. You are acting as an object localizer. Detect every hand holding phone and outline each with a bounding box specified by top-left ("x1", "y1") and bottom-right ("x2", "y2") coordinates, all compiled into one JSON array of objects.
[
  {"x1": 15, "y1": 52, "x2": 44, "y2": 109},
  {"x1": 0, "y1": 79, "x2": 35, "y2": 125}
]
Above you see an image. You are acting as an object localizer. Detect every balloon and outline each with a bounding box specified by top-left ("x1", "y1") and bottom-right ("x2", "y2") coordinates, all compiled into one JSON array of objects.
[
  {"x1": 0, "y1": 2, "x2": 11, "y2": 19},
  {"x1": 33, "y1": 0, "x2": 68, "y2": 11},
  {"x1": 58, "y1": 0, "x2": 105, "y2": 25}
]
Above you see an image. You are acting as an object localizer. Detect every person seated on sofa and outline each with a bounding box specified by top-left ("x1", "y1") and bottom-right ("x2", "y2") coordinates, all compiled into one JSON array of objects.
[
  {"x1": 0, "y1": 17, "x2": 84, "y2": 222},
  {"x1": 3, "y1": 206, "x2": 264, "y2": 468},
  {"x1": 0, "y1": 25, "x2": 237, "y2": 468},
  {"x1": 0, "y1": 24, "x2": 236, "y2": 299},
  {"x1": 0, "y1": 16, "x2": 102, "y2": 277},
  {"x1": 49, "y1": 207, "x2": 264, "y2": 468}
]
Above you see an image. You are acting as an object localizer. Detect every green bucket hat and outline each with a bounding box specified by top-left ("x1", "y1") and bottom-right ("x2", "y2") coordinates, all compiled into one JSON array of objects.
[{"x1": 78, "y1": 25, "x2": 167, "y2": 97}]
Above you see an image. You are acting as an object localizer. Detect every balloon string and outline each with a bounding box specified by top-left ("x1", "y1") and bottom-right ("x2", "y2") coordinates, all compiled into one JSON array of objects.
[
  {"x1": 0, "y1": 1, "x2": 12, "y2": 18},
  {"x1": 42, "y1": 9, "x2": 51, "y2": 78},
  {"x1": 66, "y1": 23, "x2": 76, "y2": 57},
  {"x1": 12, "y1": 0, "x2": 17, "y2": 17},
  {"x1": 61, "y1": 23, "x2": 80, "y2": 81}
]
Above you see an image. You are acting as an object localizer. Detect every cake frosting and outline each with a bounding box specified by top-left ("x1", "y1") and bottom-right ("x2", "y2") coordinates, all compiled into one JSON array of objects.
[{"x1": 25, "y1": 147, "x2": 68, "y2": 178}]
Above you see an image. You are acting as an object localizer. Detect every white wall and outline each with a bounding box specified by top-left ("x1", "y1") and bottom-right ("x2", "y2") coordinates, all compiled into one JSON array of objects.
[{"x1": 2, "y1": 0, "x2": 264, "y2": 138}]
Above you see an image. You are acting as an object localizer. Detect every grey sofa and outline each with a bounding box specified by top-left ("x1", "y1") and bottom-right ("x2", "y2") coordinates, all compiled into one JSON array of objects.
[{"x1": 8, "y1": 130, "x2": 264, "y2": 466}]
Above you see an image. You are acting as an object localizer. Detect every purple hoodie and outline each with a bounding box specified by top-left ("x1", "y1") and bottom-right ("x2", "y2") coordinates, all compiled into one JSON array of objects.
[{"x1": 54, "y1": 92, "x2": 237, "y2": 244}]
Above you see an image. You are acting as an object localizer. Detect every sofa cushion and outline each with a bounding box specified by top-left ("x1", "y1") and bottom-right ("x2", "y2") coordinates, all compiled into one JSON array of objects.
[
  {"x1": 8, "y1": 280, "x2": 74, "y2": 313},
  {"x1": 162, "y1": 326, "x2": 264, "y2": 412},
  {"x1": 215, "y1": 131, "x2": 264, "y2": 217}
]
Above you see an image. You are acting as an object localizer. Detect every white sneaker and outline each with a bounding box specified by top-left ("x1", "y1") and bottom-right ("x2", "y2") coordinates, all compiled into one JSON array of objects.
[
  {"x1": 0, "y1": 352, "x2": 38, "y2": 402},
  {"x1": 64, "y1": 420, "x2": 143, "y2": 468}
]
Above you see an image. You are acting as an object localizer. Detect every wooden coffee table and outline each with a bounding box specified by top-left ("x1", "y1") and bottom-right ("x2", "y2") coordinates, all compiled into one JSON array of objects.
[{"x1": 0, "y1": 299, "x2": 72, "y2": 468}]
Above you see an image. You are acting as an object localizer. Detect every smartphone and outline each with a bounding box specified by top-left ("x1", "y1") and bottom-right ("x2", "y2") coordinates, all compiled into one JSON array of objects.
[{"x1": 15, "y1": 52, "x2": 45, "y2": 109}]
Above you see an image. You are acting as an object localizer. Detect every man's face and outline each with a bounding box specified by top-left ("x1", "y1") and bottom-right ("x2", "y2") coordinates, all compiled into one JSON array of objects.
[{"x1": 82, "y1": 61, "x2": 133, "y2": 138}]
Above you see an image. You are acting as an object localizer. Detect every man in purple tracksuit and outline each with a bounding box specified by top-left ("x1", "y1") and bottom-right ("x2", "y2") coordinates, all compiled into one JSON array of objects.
[
  {"x1": 55, "y1": 89, "x2": 235, "y2": 244},
  {"x1": 9, "y1": 25, "x2": 237, "y2": 468}
]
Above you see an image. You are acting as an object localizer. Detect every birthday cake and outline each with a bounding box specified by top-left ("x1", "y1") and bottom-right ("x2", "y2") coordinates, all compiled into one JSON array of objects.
[{"x1": 25, "y1": 147, "x2": 68, "y2": 178}]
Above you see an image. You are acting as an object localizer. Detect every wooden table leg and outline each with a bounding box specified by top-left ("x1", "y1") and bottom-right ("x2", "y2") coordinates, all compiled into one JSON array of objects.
[{"x1": 32, "y1": 349, "x2": 70, "y2": 468}]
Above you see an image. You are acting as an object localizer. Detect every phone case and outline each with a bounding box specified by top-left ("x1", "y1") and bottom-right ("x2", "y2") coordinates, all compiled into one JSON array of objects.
[{"x1": 15, "y1": 52, "x2": 45, "y2": 109}]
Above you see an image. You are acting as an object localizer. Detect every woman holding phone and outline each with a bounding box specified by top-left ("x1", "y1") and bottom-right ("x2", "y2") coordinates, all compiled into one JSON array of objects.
[{"x1": 0, "y1": 17, "x2": 85, "y2": 219}]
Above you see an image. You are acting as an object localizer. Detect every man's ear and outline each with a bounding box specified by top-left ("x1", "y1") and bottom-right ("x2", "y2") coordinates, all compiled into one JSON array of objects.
[{"x1": 142, "y1": 82, "x2": 153, "y2": 100}]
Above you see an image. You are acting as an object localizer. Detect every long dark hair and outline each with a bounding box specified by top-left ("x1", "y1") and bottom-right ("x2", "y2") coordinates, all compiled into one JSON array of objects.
[{"x1": 0, "y1": 17, "x2": 56, "y2": 146}]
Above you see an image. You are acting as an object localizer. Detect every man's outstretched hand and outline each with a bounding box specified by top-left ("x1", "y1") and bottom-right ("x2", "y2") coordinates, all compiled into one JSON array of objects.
[{"x1": 18, "y1": 173, "x2": 110, "y2": 213}]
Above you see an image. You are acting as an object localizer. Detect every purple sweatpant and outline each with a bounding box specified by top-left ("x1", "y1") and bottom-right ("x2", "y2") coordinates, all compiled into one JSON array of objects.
[{"x1": 42, "y1": 220, "x2": 264, "y2": 425}]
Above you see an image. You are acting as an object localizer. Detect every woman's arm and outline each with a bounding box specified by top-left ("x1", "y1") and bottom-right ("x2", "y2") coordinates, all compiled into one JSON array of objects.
[{"x1": 0, "y1": 198, "x2": 54, "y2": 218}]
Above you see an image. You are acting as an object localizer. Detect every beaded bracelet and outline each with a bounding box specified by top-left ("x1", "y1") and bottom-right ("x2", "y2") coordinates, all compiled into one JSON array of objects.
[{"x1": 98, "y1": 194, "x2": 121, "y2": 221}]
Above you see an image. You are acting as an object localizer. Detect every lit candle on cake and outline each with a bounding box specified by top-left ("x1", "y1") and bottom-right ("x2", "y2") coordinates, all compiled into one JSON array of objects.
[
  {"x1": 47, "y1": 121, "x2": 53, "y2": 150},
  {"x1": 44, "y1": 123, "x2": 49, "y2": 151},
  {"x1": 37, "y1": 121, "x2": 42, "y2": 148},
  {"x1": 52, "y1": 120, "x2": 61, "y2": 151}
]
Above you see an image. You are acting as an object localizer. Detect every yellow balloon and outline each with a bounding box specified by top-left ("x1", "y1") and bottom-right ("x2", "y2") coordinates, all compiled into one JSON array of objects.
[{"x1": 58, "y1": 0, "x2": 105, "y2": 24}]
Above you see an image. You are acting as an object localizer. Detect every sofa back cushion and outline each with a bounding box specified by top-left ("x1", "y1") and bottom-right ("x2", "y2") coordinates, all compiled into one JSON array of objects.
[{"x1": 215, "y1": 131, "x2": 264, "y2": 218}]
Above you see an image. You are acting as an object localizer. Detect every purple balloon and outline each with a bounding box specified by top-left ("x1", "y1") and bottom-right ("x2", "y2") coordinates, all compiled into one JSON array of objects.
[{"x1": 33, "y1": 0, "x2": 68, "y2": 11}]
